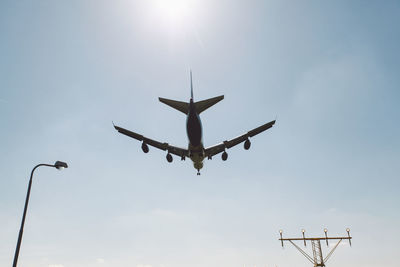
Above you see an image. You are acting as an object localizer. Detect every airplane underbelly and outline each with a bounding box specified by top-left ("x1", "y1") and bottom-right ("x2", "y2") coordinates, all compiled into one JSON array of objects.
[
  {"x1": 187, "y1": 113, "x2": 202, "y2": 147},
  {"x1": 190, "y1": 151, "x2": 204, "y2": 170}
]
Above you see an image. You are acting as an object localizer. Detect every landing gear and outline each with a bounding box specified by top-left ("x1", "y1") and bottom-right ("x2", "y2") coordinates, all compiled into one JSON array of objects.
[{"x1": 193, "y1": 158, "x2": 203, "y2": 176}]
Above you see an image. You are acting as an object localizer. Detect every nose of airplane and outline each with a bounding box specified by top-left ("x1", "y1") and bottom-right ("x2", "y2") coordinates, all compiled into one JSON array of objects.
[{"x1": 194, "y1": 161, "x2": 203, "y2": 170}]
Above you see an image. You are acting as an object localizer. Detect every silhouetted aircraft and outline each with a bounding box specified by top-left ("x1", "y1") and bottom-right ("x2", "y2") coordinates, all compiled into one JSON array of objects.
[{"x1": 114, "y1": 72, "x2": 276, "y2": 175}]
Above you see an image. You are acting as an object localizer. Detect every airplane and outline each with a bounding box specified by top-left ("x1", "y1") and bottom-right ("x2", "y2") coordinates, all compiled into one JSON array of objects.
[{"x1": 113, "y1": 72, "x2": 276, "y2": 175}]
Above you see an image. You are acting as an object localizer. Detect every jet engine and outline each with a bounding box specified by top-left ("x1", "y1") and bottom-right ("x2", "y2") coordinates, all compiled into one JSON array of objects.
[
  {"x1": 221, "y1": 151, "x2": 228, "y2": 161},
  {"x1": 141, "y1": 142, "x2": 149, "y2": 153},
  {"x1": 244, "y1": 139, "x2": 251, "y2": 150},
  {"x1": 166, "y1": 153, "x2": 173, "y2": 163}
]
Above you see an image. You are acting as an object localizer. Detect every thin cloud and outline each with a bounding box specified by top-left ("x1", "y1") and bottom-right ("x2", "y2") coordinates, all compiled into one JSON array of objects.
[{"x1": 96, "y1": 258, "x2": 105, "y2": 264}]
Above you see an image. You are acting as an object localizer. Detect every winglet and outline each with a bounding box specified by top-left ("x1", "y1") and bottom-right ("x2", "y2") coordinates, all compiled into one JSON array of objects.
[
  {"x1": 112, "y1": 121, "x2": 118, "y2": 130},
  {"x1": 190, "y1": 70, "x2": 193, "y2": 100}
]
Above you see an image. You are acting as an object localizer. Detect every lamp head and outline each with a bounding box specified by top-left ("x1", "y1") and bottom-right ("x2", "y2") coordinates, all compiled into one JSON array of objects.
[
  {"x1": 346, "y1": 228, "x2": 350, "y2": 233},
  {"x1": 324, "y1": 228, "x2": 328, "y2": 233},
  {"x1": 54, "y1": 161, "x2": 68, "y2": 170},
  {"x1": 302, "y1": 229, "x2": 305, "y2": 233}
]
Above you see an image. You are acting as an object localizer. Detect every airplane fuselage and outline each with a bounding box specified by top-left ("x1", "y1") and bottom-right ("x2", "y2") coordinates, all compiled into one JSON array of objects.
[{"x1": 186, "y1": 99, "x2": 205, "y2": 171}]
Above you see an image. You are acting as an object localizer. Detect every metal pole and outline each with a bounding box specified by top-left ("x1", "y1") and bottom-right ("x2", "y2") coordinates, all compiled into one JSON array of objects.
[{"x1": 12, "y1": 163, "x2": 54, "y2": 267}]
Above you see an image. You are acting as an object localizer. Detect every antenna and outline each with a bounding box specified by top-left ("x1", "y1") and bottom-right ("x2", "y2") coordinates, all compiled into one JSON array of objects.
[
  {"x1": 279, "y1": 228, "x2": 352, "y2": 267},
  {"x1": 346, "y1": 228, "x2": 351, "y2": 247},
  {"x1": 324, "y1": 228, "x2": 328, "y2": 246}
]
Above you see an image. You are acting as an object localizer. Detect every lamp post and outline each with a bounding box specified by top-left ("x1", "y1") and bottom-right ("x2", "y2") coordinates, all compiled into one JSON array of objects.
[{"x1": 12, "y1": 161, "x2": 68, "y2": 267}]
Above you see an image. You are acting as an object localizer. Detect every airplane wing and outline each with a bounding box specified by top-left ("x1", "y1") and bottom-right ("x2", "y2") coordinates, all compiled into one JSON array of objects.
[
  {"x1": 204, "y1": 120, "x2": 276, "y2": 158},
  {"x1": 114, "y1": 124, "x2": 189, "y2": 158}
]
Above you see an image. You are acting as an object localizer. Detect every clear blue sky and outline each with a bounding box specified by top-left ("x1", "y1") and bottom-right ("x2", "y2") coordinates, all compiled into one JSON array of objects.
[{"x1": 1, "y1": 1, "x2": 399, "y2": 266}]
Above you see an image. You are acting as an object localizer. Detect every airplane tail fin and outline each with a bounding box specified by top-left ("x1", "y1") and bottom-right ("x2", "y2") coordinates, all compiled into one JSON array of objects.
[
  {"x1": 190, "y1": 70, "x2": 224, "y2": 114},
  {"x1": 158, "y1": 71, "x2": 223, "y2": 115},
  {"x1": 194, "y1": 95, "x2": 224, "y2": 114},
  {"x1": 190, "y1": 70, "x2": 194, "y2": 100}
]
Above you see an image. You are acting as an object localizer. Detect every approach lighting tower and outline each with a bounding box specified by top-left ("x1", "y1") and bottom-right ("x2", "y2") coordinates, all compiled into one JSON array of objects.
[{"x1": 279, "y1": 228, "x2": 352, "y2": 267}]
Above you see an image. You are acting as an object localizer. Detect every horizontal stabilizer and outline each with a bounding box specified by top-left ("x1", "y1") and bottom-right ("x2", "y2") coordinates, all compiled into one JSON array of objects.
[
  {"x1": 159, "y1": 97, "x2": 189, "y2": 114},
  {"x1": 195, "y1": 95, "x2": 224, "y2": 114}
]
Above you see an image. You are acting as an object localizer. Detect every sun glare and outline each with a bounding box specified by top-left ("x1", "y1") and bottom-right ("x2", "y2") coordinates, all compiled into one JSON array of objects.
[
  {"x1": 148, "y1": 0, "x2": 197, "y2": 33},
  {"x1": 155, "y1": 0, "x2": 190, "y2": 21}
]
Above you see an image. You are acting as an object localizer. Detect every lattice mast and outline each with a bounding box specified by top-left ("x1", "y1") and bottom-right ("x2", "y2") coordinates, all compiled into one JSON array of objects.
[{"x1": 279, "y1": 228, "x2": 352, "y2": 267}]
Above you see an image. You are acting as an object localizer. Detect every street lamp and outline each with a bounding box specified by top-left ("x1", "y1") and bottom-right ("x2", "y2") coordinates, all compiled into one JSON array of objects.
[{"x1": 12, "y1": 161, "x2": 68, "y2": 267}]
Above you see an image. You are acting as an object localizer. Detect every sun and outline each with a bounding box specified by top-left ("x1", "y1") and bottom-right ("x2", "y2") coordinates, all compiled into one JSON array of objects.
[
  {"x1": 146, "y1": 0, "x2": 198, "y2": 33},
  {"x1": 154, "y1": 0, "x2": 191, "y2": 22}
]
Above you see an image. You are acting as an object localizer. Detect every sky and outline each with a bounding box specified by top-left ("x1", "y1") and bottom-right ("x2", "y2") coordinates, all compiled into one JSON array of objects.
[{"x1": 0, "y1": 0, "x2": 399, "y2": 266}]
